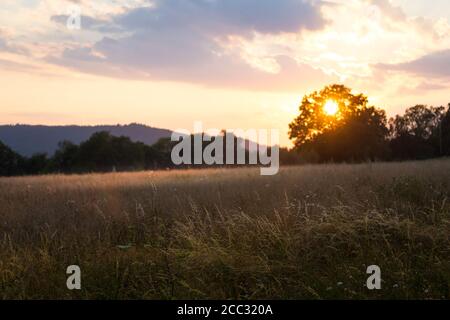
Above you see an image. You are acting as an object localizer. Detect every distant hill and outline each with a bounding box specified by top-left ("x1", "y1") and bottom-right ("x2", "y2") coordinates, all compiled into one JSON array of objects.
[{"x1": 0, "y1": 124, "x2": 172, "y2": 156}]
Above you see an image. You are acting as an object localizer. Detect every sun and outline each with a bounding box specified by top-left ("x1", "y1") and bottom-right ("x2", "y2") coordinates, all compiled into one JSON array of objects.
[{"x1": 323, "y1": 100, "x2": 339, "y2": 116}]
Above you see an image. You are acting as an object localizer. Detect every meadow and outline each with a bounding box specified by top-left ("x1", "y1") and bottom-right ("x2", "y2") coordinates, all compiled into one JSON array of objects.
[{"x1": 0, "y1": 159, "x2": 449, "y2": 299}]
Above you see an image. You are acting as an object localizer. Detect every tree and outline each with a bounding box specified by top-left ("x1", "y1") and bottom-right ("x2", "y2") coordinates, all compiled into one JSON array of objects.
[
  {"x1": 289, "y1": 84, "x2": 389, "y2": 162},
  {"x1": 53, "y1": 141, "x2": 79, "y2": 173},
  {"x1": 110, "y1": 136, "x2": 147, "y2": 170},
  {"x1": 24, "y1": 153, "x2": 50, "y2": 175},
  {"x1": 75, "y1": 131, "x2": 151, "y2": 172},
  {"x1": 439, "y1": 103, "x2": 450, "y2": 156},
  {"x1": 389, "y1": 105, "x2": 444, "y2": 140},
  {"x1": 151, "y1": 137, "x2": 177, "y2": 168},
  {"x1": 389, "y1": 105, "x2": 446, "y2": 159},
  {"x1": 0, "y1": 140, "x2": 24, "y2": 176},
  {"x1": 75, "y1": 131, "x2": 115, "y2": 171}
]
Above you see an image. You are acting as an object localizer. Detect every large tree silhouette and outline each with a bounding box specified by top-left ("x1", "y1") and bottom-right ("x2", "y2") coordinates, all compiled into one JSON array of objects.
[{"x1": 289, "y1": 84, "x2": 389, "y2": 162}]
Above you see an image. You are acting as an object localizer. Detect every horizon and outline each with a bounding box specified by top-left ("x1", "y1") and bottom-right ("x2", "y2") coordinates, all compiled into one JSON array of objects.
[{"x1": 1, "y1": 1, "x2": 450, "y2": 147}]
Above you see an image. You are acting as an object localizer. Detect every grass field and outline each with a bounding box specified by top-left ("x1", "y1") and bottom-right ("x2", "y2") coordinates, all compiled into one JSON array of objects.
[{"x1": 0, "y1": 159, "x2": 449, "y2": 299}]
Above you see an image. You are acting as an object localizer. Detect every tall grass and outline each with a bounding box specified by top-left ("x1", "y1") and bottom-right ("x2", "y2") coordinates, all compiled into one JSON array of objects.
[{"x1": 0, "y1": 159, "x2": 449, "y2": 299}]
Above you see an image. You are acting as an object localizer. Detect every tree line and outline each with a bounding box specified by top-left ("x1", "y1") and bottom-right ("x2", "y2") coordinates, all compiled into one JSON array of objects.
[
  {"x1": 0, "y1": 85, "x2": 449, "y2": 177},
  {"x1": 0, "y1": 132, "x2": 173, "y2": 176},
  {"x1": 0, "y1": 131, "x2": 278, "y2": 176},
  {"x1": 287, "y1": 84, "x2": 450, "y2": 164}
]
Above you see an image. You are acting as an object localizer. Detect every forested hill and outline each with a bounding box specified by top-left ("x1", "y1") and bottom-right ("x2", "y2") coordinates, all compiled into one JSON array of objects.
[{"x1": 0, "y1": 124, "x2": 172, "y2": 156}]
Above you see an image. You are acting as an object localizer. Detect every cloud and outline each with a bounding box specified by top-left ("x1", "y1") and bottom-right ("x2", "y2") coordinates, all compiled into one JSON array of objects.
[
  {"x1": 0, "y1": 38, "x2": 7, "y2": 51},
  {"x1": 377, "y1": 49, "x2": 450, "y2": 79},
  {"x1": 368, "y1": 0, "x2": 450, "y2": 41},
  {"x1": 51, "y1": 14, "x2": 102, "y2": 28},
  {"x1": 368, "y1": 0, "x2": 406, "y2": 21},
  {"x1": 116, "y1": 0, "x2": 325, "y2": 35},
  {"x1": 50, "y1": 14, "x2": 122, "y2": 33},
  {"x1": 0, "y1": 28, "x2": 11, "y2": 51},
  {"x1": 52, "y1": 44, "x2": 336, "y2": 91},
  {"x1": 0, "y1": 28, "x2": 27, "y2": 54},
  {"x1": 47, "y1": 0, "x2": 333, "y2": 90},
  {"x1": 0, "y1": 58, "x2": 39, "y2": 72}
]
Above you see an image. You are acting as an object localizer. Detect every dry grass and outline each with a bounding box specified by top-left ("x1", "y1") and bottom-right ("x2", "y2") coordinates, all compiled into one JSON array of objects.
[{"x1": 0, "y1": 159, "x2": 449, "y2": 299}]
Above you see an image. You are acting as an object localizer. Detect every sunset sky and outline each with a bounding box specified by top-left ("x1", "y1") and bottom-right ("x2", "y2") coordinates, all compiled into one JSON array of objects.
[{"x1": 1, "y1": 0, "x2": 449, "y2": 146}]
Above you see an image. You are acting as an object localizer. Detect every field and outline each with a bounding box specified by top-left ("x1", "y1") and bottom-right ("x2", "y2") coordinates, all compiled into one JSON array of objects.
[{"x1": 0, "y1": 159, "x2": 449, "y2": 299}]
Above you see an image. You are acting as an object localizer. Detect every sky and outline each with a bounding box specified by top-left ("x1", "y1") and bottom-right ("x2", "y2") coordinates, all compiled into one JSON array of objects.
[{"x1": 0, "y1": 0, "x2": 449, "y2": 146}]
